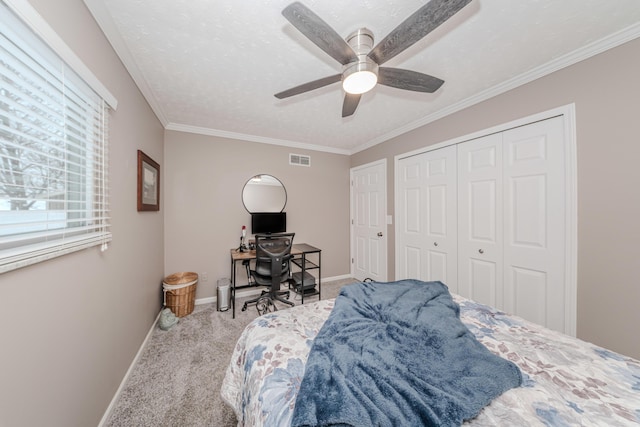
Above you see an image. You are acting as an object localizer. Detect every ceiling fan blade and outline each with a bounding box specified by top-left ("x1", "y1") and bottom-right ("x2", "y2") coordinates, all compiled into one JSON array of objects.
[
  {"x1": 368, "y1": 0, "x2": 471, "y2": 66},
  {"x1": 342, "y1": 93, "x2": 361, "y2": 117},
  {"x1": 274, "y1": 74, "x2": 342, "y2": 99},
  {"x1": 282, "y1": 2, "x2": 357, "y2": 65},
  {"x1": 378, "y1": 67, "x2": 444, "y2": 93}
]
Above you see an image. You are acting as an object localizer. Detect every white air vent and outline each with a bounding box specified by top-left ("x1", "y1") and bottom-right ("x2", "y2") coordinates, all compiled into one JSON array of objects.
[{"x1": 289, "y1": 153, "x2": 311, "y2": 167}]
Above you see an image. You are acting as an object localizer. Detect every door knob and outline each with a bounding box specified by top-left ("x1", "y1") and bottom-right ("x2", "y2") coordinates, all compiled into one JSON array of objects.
[
  {"x1": 434, "y1": 242, "x2": 438, "y2": 246},
  {"x1": 377, "y1": 232, "x2": 383, "y2": 237},
  {"x1": 478, "y1": 249, "x2": 484, "y2": 254}
]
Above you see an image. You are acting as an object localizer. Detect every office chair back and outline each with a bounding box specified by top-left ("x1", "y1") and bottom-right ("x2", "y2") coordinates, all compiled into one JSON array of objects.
[{"x1": 253, "y1": 233, "x2": 295, "y2": 289}]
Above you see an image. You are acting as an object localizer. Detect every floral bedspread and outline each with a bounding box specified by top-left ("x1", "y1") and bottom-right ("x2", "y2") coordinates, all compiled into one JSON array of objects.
[{"x1": 221, "y1": 295, "x2": 640, "y2": 426}]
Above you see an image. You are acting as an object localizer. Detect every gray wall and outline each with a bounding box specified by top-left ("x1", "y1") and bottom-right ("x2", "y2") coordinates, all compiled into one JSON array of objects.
[
  {"x1": 0, "y1": 0, "x2": 165, "y2": 426},
  {"x1": 352, "y1": 37, "x2": 640, "y2": 360},
  {"x1": 163, "y1": 131, "x2": 351, "y2": 299}
]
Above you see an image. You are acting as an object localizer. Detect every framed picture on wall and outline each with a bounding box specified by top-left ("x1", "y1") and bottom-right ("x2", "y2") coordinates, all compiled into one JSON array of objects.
[{"x1": 137, "y1": 150, "x2": 160, "y2": 211}]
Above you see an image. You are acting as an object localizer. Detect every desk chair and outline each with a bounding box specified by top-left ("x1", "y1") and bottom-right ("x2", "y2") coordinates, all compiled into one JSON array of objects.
[{"x1": 241, "y1": 233, "x2": 295, "y2": 315}]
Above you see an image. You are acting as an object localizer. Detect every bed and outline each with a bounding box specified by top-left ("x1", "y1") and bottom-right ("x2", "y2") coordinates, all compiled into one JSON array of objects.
[{"x1": 221, "y1": 280, "x2": 640, "y2": 426}]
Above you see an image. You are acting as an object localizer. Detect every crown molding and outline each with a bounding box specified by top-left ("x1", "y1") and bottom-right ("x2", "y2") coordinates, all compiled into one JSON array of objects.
[
  {"x1": 165, "y1": 123, "x2": 351, "y2": 155},
  {"x1": 351, "y1": 21, "x2": 640, "y2": 154},
  {"x1": 83, "y1": 0, "x2": 168, "y2": 123}
]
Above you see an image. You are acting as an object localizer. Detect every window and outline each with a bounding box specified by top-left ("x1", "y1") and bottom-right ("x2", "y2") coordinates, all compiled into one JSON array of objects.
[{"x1": 0, "y1": 2, "x2": 111, "y2": 273}]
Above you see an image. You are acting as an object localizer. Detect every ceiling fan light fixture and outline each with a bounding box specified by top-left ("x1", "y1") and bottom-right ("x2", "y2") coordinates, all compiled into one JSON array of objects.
[
  {"x1": 342, "y1": 57, "x2": 378, "y2": 95},
  {"x1": 343, "y1": 71, "x2": 377, "y2": 94}
]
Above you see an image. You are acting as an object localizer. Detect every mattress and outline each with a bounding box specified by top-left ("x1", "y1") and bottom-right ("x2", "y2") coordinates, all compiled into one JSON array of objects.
[{"x1": 222, "y1": 292, "x2": 640, "y2": 426}]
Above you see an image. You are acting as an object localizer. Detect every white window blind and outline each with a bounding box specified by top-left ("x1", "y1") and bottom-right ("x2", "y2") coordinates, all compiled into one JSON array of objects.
[{"x1": 0, "y1": 1, "x2": 111, "y2": 273}]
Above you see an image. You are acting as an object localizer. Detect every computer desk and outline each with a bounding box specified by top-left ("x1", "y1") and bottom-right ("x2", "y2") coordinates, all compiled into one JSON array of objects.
[{"x1": 229, "y1": 243, "x2": 321, "y2": 318}]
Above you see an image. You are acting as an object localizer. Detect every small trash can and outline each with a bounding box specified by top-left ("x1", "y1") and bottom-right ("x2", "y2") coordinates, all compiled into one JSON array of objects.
[{"x1": 217, "y1": 278, "x2": 231, "y2": 312}]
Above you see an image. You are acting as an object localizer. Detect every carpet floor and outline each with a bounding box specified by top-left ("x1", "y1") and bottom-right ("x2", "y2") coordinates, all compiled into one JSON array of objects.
[{"x1": 104, "y1": 277, "x2": 356, "y2": 426}]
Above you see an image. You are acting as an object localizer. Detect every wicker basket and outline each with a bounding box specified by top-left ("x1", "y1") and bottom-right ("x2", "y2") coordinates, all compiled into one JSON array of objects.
[{"x1": 163, "y1": 272, "x2": 198, "y2": 317}]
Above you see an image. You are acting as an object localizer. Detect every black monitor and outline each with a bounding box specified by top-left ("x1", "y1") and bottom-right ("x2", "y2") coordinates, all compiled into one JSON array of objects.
[{"x1": 251, "y1": 212, "x2": 286, "y2": 234}]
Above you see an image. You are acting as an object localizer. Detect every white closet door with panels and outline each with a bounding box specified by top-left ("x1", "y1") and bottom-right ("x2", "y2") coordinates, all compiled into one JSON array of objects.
[
  {"x1": 501, "y1": 117, "x2": 566, "y2": 333},
  {"x1": 396, "y1": 155, "x2": 424, "y2": 280},
  {"x1": 457, "y1": 133, "x2": 504, "y2": 307},
  {"x1": 395, "y1": 114, "x2": 572, "y2": 335},
  {"x1": 396, "y1": 145, "x2": 457, "y2": 292}
]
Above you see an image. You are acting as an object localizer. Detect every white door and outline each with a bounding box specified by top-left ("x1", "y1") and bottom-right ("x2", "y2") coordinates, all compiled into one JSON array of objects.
[
  {"x1": 395, "y1": 111, "x2": 574, "y2": 335},
  {"x1": 396, "y1": 155, "x2": 424, "y2": 280},
  {"x1": 502, "y1": 116, "x2": 566, "y2": 332},
  {"x1": 457, "y1": 133, "x2": 504, "y2": 307},
  {"x1": 351, "y1": 160, "x2": 387, "y2": 282},
  {"x1": 457, "y1": 117, "x2": 568, "y2": 333},
  {"x1": 396, "y1": 145, "x2": 458, "y2": 291}
]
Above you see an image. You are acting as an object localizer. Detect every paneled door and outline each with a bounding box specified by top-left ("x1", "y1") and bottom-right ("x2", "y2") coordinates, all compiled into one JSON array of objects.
[
  {"x1": 457, "y1": 116, "x2": 567, "y2": 333},
  {"x1": 396, "y1": 145, "x2": 458, "y2": 292},
  {"x1": 351, "y1": 160, "x2": 387, "y2": 282},
  {"x1": 457, "y1": 133, "x2": 504, "y2": 306},
  {"x1": 395, "y1": 112, "x2": 573, "y2": 335},
  {"x1": 501, "y1": 117, "x2": 566, "y2": 332}
]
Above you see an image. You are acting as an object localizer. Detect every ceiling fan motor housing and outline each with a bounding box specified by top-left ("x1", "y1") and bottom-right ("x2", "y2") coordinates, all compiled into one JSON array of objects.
[
  {"x1": 343, "y1": 28, "x2": 379, "y2": 94},
  {"x1": 347, "y1": 28, "x2": 374, "y2": 54}
]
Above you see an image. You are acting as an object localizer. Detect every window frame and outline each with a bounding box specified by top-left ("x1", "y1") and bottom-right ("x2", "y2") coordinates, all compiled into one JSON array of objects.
[{"x1": 0, "y1": 0, "x2": 116, "y2": 273}]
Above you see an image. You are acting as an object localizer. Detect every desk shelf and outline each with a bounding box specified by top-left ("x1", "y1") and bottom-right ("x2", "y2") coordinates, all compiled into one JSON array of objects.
[
  {"x1": 290, "y1": 245, "x2": 321, "y2": 304},
  {"x1": 292, "y1": 258, "x2": 319, "y2": 270}
]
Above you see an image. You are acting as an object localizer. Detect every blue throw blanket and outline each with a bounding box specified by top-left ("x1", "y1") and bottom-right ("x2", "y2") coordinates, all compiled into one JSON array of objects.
[{"x1": 291, "y1": 280, "x2": 522, "y2": 427}]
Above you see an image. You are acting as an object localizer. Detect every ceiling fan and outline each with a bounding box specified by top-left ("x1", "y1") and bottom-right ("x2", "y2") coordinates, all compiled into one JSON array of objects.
[{"x1": 274, "y1": 0, "x2": 472, "y2": 117}]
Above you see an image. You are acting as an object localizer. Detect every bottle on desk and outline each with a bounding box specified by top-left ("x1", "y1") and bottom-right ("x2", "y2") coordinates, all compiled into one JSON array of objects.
[{"x1": 239, "y1": 225, "x2": 248, "y2": 252}]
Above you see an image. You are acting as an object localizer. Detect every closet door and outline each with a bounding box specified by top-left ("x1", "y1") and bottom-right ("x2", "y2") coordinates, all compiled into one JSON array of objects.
[
  {"x1": 502, "y1": 116, "x2": 566, "y2": 332},
  {"x1": 457, "y1": 133, "x2": 503, "y2": 307},
  {"x1": 396, "y1": 146, "x2": 457, "y2": 290},
  {"x1": 396, "y1": 113, "x2": 573, "y2": 334},
  {"x1": 396, "y1": 155, "x2": 424, "y2": 280}
]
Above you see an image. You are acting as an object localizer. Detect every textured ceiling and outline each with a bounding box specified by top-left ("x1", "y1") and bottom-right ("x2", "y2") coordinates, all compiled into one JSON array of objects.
[{"x1": 84, "y1": 0, "x2": 640, "y2": 154}]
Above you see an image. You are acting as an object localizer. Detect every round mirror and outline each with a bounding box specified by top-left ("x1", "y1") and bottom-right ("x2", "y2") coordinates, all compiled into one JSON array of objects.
[{"x1": 242, "y1": 174, "x2": 287, "y2": 213}]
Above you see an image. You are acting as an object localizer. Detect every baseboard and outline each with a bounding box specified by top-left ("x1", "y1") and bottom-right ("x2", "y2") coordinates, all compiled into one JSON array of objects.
[
  {"x1": 195, "y1": 274, "x2": 352, "y2": 305},
  {"x1": 100, "y1": 273, "x2": 354, "y2": 424},
  {"x1": 195, "y1": 296, "x2": 216, "y2": 305},
  {"x1": 323, "y1": 273, "x2": 352, "y2": 282},
  {"x1": 98, "y1": 310, "x2": 162, "y2": 427}
]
